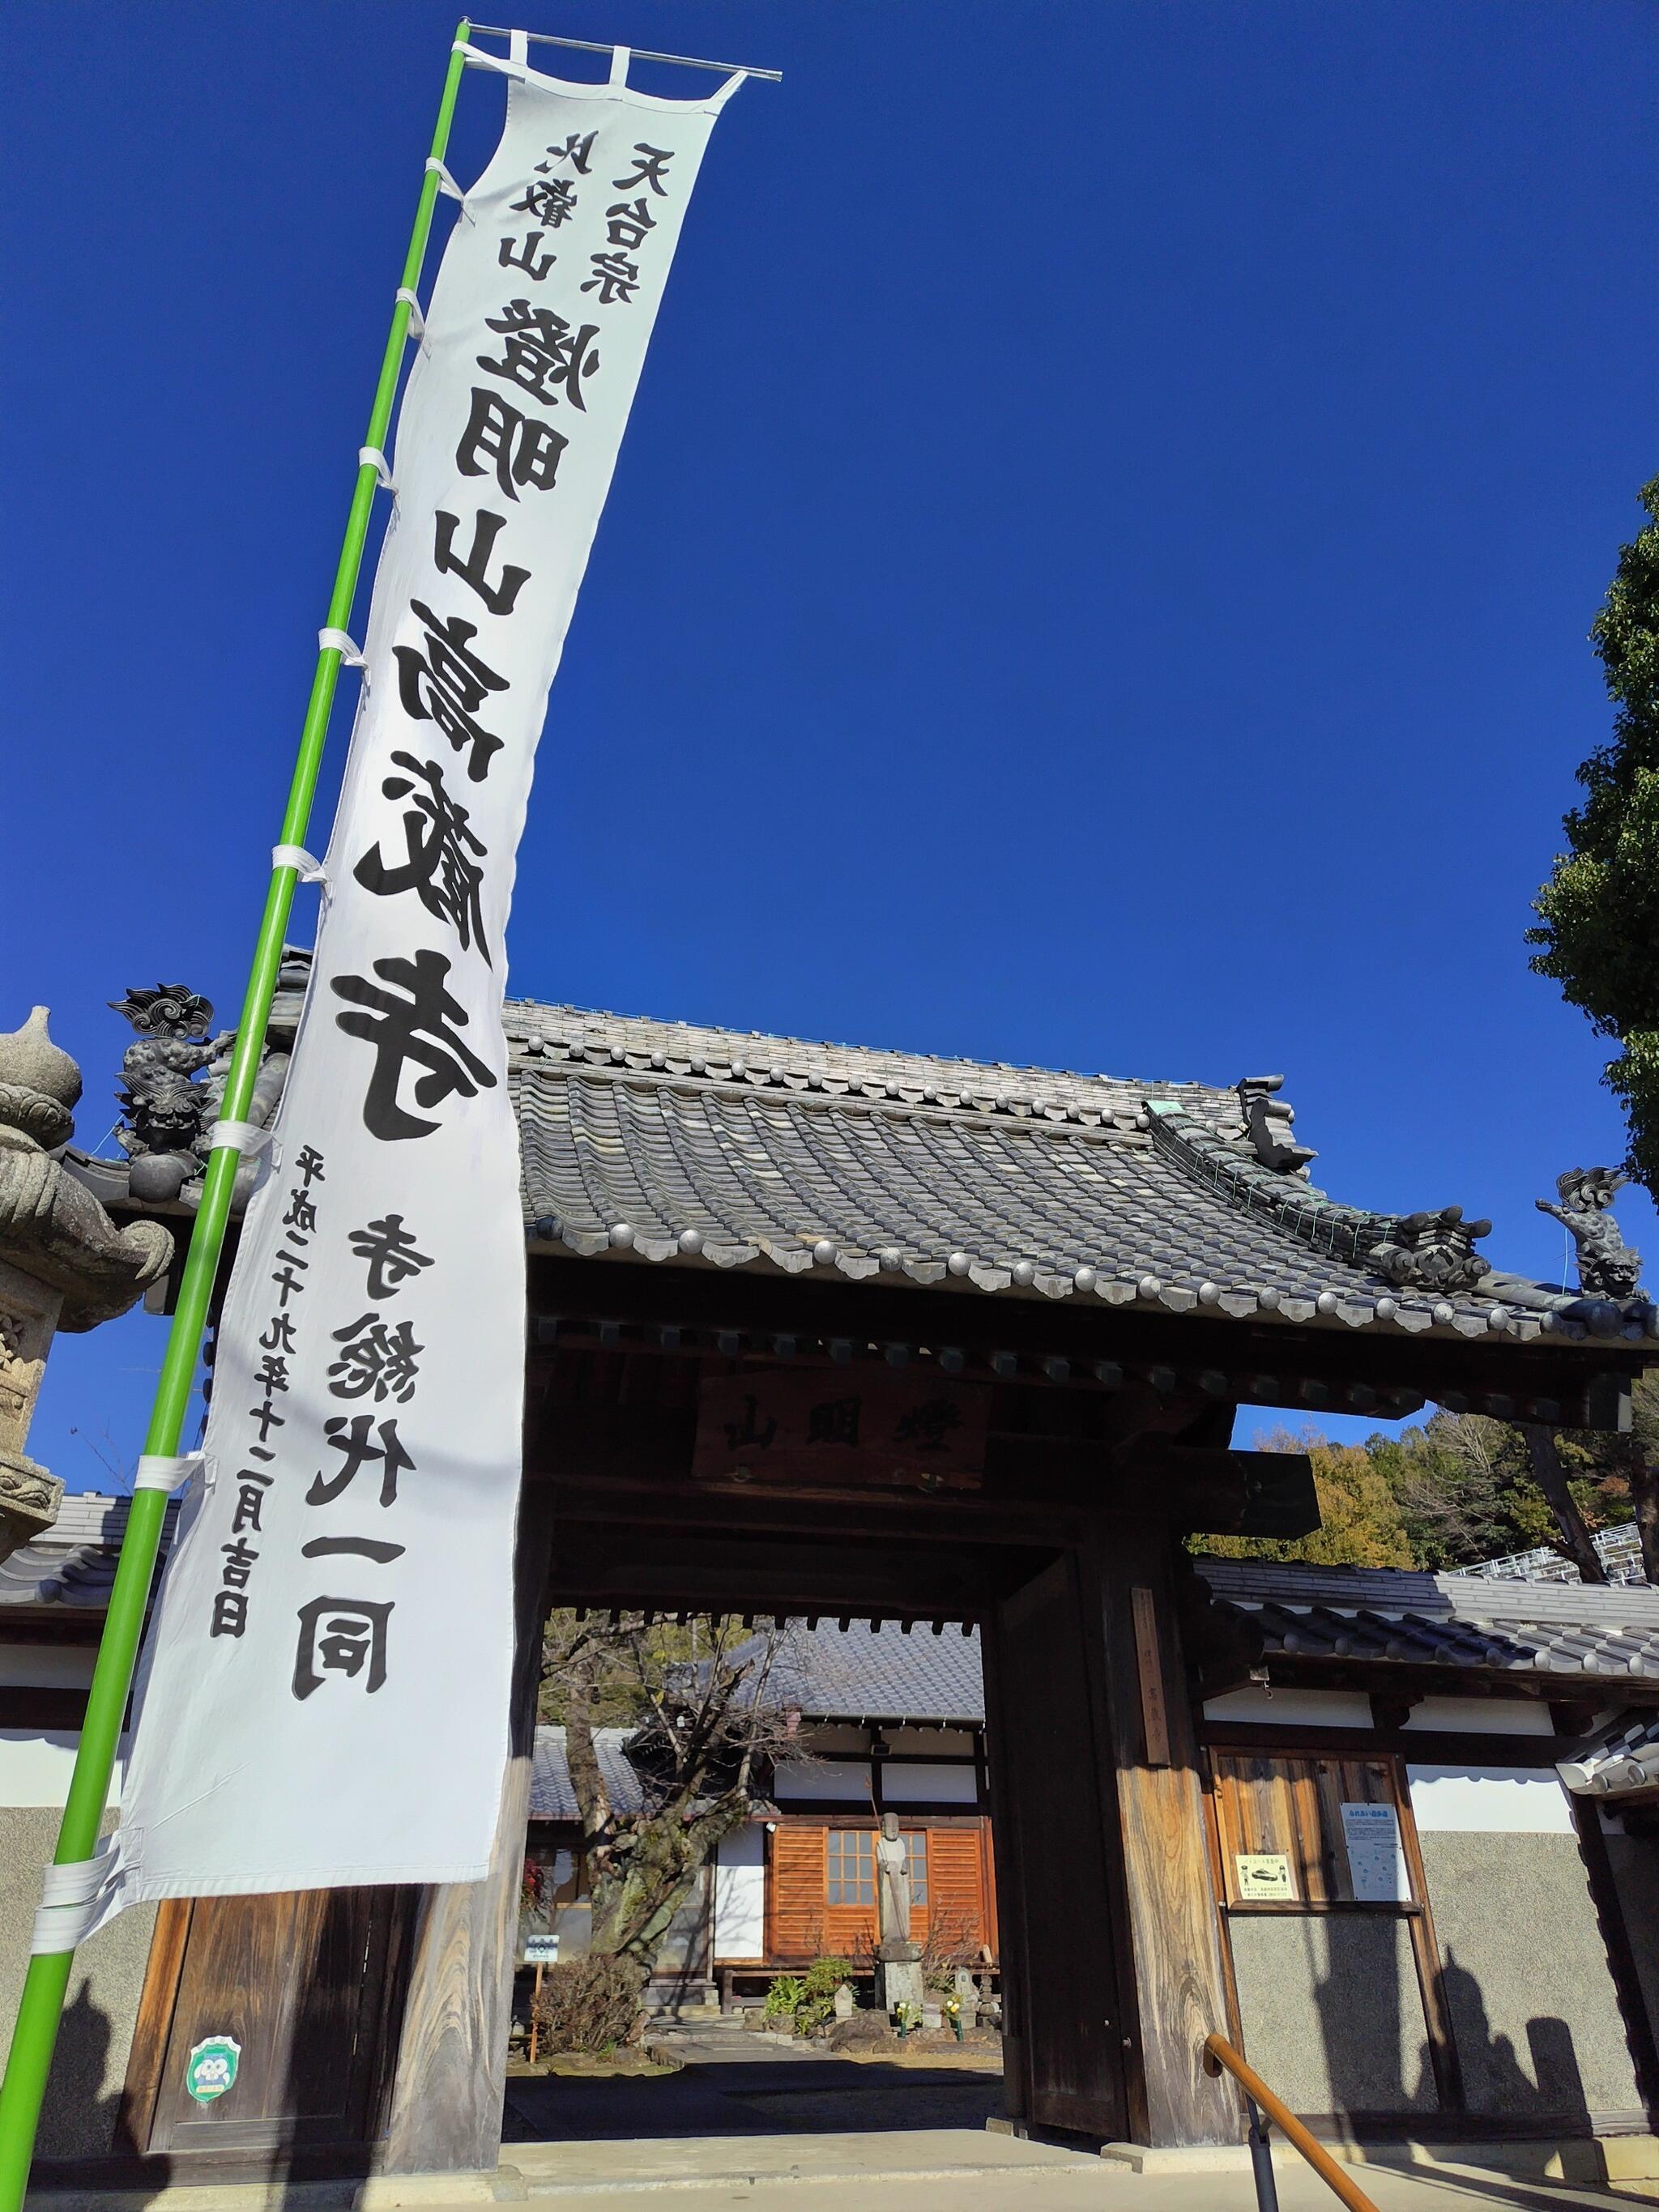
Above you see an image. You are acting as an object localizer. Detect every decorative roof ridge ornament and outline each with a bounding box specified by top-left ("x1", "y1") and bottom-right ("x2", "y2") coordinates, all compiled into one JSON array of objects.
[
  {"x1": 1144, "y1": 1097, "x2": 1491, "y2": 1292},
  {"x1": 109, "y1": 983, "x2": 288, "y2": 1212},
  {"x1": 1537, "y1": 1168, "x2": 1644, "y2": 1302},
  {"x1": 1235, "y1": 1074, "x2": 1316, "y2": 1174},
  {"x1": 1366, "y1": 1207, "x2": 1494, "y2": 1295}
]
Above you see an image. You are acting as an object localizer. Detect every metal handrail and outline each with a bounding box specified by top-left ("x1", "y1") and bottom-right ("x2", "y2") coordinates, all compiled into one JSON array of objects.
[{"x1": 1203, "y1": 2032, "x2": 1380, "y2": 2212}]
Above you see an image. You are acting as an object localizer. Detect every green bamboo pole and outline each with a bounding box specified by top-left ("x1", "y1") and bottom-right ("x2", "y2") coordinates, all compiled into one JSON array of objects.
[{"x1": 0, "y1": 25, "x2": 473, "y2": 2205}]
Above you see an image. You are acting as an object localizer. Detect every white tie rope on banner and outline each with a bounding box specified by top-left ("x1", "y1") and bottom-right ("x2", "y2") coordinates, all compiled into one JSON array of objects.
[
  {"x1": 32, "y1": 1847, "x2": 121, "y2": 1957},
  {"x1": 465, "y1": 25, "x2": 783, "y2": 79},
  {"x1": 395, "y1": 287, "x2": 426, "y2": 340},
  {"x1": 206, "y1": 1120, "x2": 274, "y2": 1157},
  {"x1": 271, "y1": 845, "x2": 328, "y2": 884},
  {"x1": 133, "y1": 1451, "x2": 204, "y2": 1495},
  {"x1": 317, "y1": 627, "x2": 366, "y2": 667},
  {"x1": 357, "y1": 446, "x2": 396, "y2": 493},
  {"x1": 424, "y1": 156, "x2": 465, "y2": 202}
]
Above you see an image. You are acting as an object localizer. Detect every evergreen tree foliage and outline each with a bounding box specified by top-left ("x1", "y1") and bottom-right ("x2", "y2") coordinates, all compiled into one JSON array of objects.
[
  {"x1": 1204, "y1": 1409, "x2": 1642, "y2": 1578},
  {"x1": 1531, "y1": 476, "x2": 1659, "y2": 1192},
  {"x1": 1202, "y1": 1429, "x2": 1414, "y2": 1568}
]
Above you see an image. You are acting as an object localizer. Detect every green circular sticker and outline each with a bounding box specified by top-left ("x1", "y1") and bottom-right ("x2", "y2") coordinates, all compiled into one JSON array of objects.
[{"x1": 185, "y1": 2035, "x2": 241, "y2": 2104}]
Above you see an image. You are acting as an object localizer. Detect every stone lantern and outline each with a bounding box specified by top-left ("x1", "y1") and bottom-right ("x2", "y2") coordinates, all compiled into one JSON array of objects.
[{"x1": 0, "y1": 1007, "x2": 173, "y2": 1558}]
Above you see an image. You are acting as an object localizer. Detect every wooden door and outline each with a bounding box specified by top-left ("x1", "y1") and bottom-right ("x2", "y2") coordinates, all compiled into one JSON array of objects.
[
  {"x1": 984, "y1": 1554, "x2": 1128, "y2": 2137},
  {"x1": 122, "y1": 1886, "x2": 416, "y2": 2162}
]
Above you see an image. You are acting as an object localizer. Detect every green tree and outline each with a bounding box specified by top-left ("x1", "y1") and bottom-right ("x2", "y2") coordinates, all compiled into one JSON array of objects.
[
  {"x1": 1205, "y1": 1413, "x2": 1637, "y2": 1577},
  {"x1": 1531, "y1": 475, "x2": 1659, "y2": 1194},
  {"x1": 1551, "y1": 1369, "x2": 1657, "y2": 1583},
  {"x1": 1202, "y1": 1428, "x2": 1414, "y2": 1567}
]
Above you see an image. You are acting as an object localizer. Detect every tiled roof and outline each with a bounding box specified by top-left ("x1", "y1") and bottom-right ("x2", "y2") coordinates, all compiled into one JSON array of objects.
[
  {"x1": 727, "y1": 1618, "x2": 985, "y2": 1725},
  {"x1": 507, "y1": 1000, "x2": 1653, "y2": 1350},
  {"x1": 1559, "y1": 1711, "x2": 1659, "y2": 1796},
  {"x1": 1196, "y1": 1557, "x2": 1659, "y2": 1681},
  {"x1": 11, "y1": 1500, "x2": 1657, "y2": 1698},
  {"x1": 530, "y1": 1726, "x2": 646, "y2": 1820},
  {"x1": 0, "y1": 1493, "x2": 176, "y2": 1612}
]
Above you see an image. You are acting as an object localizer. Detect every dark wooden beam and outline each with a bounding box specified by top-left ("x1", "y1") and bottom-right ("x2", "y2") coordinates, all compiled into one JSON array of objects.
[
  {"x1": 1570, "y1": 1794, "x2": 1659, "y2": 2116},
  {"x1": 527, "y1": 1367, "x2": 1315, "y2": 1538},
  {"x1": 0, "y1": 1687, "x2": 88, "y2": 1728},
  {"x1": 546, "y1": 1524, "x2": 1011, "y2": 1617},
  {"x1": 1229, "y1": 1657, "x2": 1659, "y2": 1707},
  {"x1": 1198, "y1": 1723, "x2": 1575, "y2": 1767},
  {"x1": 526, "y1": 1252, "x2": 1644, "y2": 1428}
]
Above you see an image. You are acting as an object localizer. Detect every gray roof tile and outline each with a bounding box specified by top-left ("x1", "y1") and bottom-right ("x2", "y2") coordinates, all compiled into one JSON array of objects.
[
  {"x1": 730, "y1": 1618, "x2": 985, "y2": 1724},
  {"x1": 1196, "y1": 1557, "x2": 1659, "y2": 1681},
  {"x1": 530, "y1": 1727, "x2": 646, "y2": 1820},
  {"x1": 508, "y1": 1001, "x2": 1651, "y2": 1349}
]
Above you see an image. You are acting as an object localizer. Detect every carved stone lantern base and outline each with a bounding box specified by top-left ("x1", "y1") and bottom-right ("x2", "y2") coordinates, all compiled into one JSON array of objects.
[{"x1": 0, "y1": 1447, "x2": 62, "y2": 1564}]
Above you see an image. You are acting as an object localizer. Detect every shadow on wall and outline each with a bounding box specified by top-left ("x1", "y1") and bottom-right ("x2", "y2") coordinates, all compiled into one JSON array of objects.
[
  {"x1": 1427, "y1": 1949, "x2": 1592, "y2": 2128},
  {"x1": 1307, "y1": 1934, "x2": 1591, "y2": 2137},
  {"x1": 41, "y1": 1984, "x2": 126, "y2": 2162}
]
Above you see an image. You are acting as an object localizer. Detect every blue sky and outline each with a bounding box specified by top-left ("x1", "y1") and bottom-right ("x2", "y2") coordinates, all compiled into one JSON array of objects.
[{"x1": 9, "y1": 1, "x2": 1658, "y2": 1490}]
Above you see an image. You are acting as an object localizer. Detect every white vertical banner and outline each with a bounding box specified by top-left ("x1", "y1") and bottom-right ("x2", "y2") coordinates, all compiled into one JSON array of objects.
[{"x1": 96, "y1": 43, "x2": 744, "y2": 1915}]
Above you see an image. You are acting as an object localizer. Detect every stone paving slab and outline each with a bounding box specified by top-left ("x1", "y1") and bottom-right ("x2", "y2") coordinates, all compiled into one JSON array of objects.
[
  {"x1": 499, "y1": 2137, "x2": 1657, "y2": 2207},
  {"x1": 510, "y1": 2125, "x2": 1096, "y2": 2191},
  {"x1": 29, "y1": 2135, "x2": 1656, "y2": 2212}
]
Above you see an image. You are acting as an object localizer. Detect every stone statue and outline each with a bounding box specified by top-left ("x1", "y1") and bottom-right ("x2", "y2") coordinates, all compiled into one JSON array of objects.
[
  {"x1": 0, "y1": 1007, "x2": 173, "y2": 1555},
  {"x1": 876, "y1": 1813, "x2": 911, "y2": 1950},
  {"x1": 872, "y1": 1812, "x2": 924, "y2": 2014},
  {"x1": 1537, "y1": 1168, "x2": 1644, "y2": 1302}
]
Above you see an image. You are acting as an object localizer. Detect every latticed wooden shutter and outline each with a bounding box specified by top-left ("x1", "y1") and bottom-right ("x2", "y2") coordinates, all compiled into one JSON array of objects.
[
  {"x1": 768, "y1": 1825, "x2": 829, "y2": 1961},
  {"x1": 924, "y1": 1825, "x2": 988, "y2": 1950}
]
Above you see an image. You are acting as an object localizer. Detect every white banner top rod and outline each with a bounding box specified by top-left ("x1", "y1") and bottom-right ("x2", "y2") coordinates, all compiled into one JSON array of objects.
[{"x1": 467, "y1": 25, "x2": 783, "y2": 82}]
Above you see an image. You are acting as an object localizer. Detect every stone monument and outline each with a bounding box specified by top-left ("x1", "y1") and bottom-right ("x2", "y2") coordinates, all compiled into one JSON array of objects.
[
  {"x1": 873, "y1": 1811, "x2": 925, "y2": 2016},
  {"x1": 0, "y1": 1006, "x2": 173, "y2": 1557}
]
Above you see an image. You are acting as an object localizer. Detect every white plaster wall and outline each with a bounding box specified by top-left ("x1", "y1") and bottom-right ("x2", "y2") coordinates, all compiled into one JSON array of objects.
[
  {"x1": 1202, "y1": 1687, "x2": 1373, "y2": 1728},
  {"x1": 773, "y1": 1758, "x2": 872, "y2": 1801},
  {"x1": 881, "y1": 1761, "x2": 978, "y2": 1803},
  {"x1": 712, "y1": 1825, "x2": 766, "y2": 1960},
  {"x1": 0, "y1": 1731, "x2": 123, "y2": 1809},
  {"x1": 1407, "y1": 1764, "x2": 1576, "y2": 1835},
  {"x1": 1403, "y1": 1698, "x2": 1553, "y2": 1737}
]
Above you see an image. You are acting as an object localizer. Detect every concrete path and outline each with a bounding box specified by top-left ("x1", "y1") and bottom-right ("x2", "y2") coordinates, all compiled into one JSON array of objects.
[
  {"x1": 493, "y1": 2018, "x2": 1656, "y2": 2208},
  {"x1": 502, "y1": 2134, "x2": 1653, "y2": 2207}
]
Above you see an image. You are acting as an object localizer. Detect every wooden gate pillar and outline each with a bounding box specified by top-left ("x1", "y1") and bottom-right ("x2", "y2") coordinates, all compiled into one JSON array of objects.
[
  {"x1": 1084, "y1": 1516, "x2": 1236, "y2": 2149},
  {"x1": 381, "y1": 1484, "x2": 554, "y2": 2180}
]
